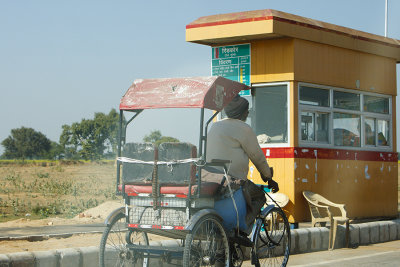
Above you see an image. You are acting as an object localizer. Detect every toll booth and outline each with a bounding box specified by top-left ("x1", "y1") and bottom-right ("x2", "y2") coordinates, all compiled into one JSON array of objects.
[{"x1": 186, "y1": 9, "x2": 400, "y2": 223}]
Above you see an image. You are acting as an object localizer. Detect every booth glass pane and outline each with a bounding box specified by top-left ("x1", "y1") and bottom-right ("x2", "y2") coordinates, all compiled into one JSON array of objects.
[
  {"x1": 333, "y1": 113, "x2": 360, "y2": 147},
  {"x1": 333, "y1": 91, "x2": 360, "y2": 110},
  {"x1": 377, "y1": 120, "x2": 389, "y2": 146},
  {"x1": 315, "y1": 113, "x2": 329, "y2": 142},
  {"x1": 364, "y1": 95, "x2": 389, "y2": 114},
  {"x1": 254, "y1": 85, "x2": 287, "y2": 143},
  {"x1": 364, "y1": 118, "x2": 376, "y2": 146},
  {"x1": 301, "y1": 112, "x2": 314, "y2": 141},
  {"x1": 299, "y1": 86, "x2": 329, "y2": 107}
]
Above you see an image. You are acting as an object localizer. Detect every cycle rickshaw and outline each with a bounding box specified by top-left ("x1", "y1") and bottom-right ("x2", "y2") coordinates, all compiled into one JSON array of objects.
[{"x1": 99, "y1": 76, "x2": 290, "y2": 267}]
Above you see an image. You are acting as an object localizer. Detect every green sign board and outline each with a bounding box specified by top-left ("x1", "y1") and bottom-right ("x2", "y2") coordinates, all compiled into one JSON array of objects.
[{"x1": 211, "y1": 44, "x2": 251, "y2": 96}]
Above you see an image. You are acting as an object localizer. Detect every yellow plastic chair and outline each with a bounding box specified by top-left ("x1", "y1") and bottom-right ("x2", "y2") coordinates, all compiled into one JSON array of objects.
[
  {"x1": 302, "y1": 191, "x2": 349, "y2": 250},
  {"x1": 266, "y1": 192, "x2": 289, "y2": 208},
  {"x1": 264, "y1": 192, "x2": 289, "y2": 231}
]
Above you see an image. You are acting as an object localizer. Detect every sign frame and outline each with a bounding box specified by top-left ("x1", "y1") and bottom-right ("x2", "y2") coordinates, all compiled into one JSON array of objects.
[{"x1": 211, "y1": 44, "x2": 251, "y2": 96}]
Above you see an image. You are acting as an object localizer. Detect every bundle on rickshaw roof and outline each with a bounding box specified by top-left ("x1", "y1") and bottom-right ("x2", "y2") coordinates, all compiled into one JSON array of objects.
[{"x1": 119, "y1": 76, "x2": 249, "y2": 111}]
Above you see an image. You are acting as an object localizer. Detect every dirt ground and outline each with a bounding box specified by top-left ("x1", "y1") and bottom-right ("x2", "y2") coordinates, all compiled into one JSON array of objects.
[
  {"x1": 0, "y1": 162, "x2": 172, "y2": 254},
  {"x1": 0, "y1": 233, "x2": 104, "y2": 254},
  {"x1": 0, "y1": 200, "x2": 119, "y2": 253},
  {"x1": 0, "y1": 200, "x2": 168, "y2": 254}
]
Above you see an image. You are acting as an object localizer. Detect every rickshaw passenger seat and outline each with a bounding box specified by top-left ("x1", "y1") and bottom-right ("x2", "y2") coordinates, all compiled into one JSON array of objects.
[
  {"x1": 122, "y1": 142, "x2": 196, "y2": 184},
  {"x1": 158, "y1": 142, "x2": 197, "y2": 183},
  {"x1": 122, "y1": 142, "x2": 156, "y2": 184},
  {"x1": 120, "y1": 182, "x2": 221, "y2": 197},
  {"x1": 120, "y1": 142, "x2": 221, "y2": 197}
]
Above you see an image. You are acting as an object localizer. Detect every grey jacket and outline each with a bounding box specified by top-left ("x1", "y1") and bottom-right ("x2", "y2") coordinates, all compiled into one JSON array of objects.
[{"x1": 206, "y1": 118, "x2": 271, "y2": 180}]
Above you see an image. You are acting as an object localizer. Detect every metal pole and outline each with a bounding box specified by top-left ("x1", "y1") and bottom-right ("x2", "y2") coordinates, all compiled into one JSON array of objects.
[
  {"x1": 203, "y1": 111, "x2": 220, "y2": 163},
  {"x1": 196, "y1": 108, "x2": 205, "y2": 198},
  {"x1": 385, "y1": 0, "x2": 388, "y2": 37},
  {"x1": 198, "y1": 108, "x2": 205, "y2": 160},
  {"x1": 116, "y1": 110, "x2": 123, "y2": 195}
]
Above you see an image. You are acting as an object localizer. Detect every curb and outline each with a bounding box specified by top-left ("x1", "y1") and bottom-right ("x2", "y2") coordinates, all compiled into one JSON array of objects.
[
  {"x1": 290, "y1": 218, "x2": 400, "y2": 254},
  {"x1": 0, "y1": 219, "x2": 399, "y2": 266}
]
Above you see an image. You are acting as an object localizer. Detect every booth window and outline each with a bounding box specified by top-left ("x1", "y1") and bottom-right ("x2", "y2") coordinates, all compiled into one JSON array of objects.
[
  {"x1": 333, "y1": 113, "x2": 360, "y2": 147},
  {"x1": 377, "y1": 120, "x2": 389, "y2": 146},
  {"x1": 299, "y1": 83, "x2": 391, "y2": 150},
  {"x1": 301, "y1": 112, "x2": 329, "y2": 142},
  {"x1": 364, "y1": 95, "x2": 389, "y2": 114},
  {"x1": 300, "y1": 86, "x2": 329, "y2": 107},
  {"x1": 253, "y1": 85, "x2": 288, "y2": 144},
  {"x1": 333, "y1": 91, "x2": 360, "y2": 111},
  {"x1": 364, "y1": 118, "x2": 376, "y2": 146}
]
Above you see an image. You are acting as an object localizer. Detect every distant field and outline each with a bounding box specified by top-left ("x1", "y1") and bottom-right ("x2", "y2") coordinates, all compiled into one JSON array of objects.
[
  {"x1": 0, "y1": 160, "x2": 399, "y2": 222},
  {"x1": 0, "y1": 161, "x2": 116, "y2": 222}
]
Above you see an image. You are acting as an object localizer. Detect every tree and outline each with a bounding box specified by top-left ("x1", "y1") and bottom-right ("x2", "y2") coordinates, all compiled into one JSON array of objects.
[
  {"x1": 143, "y1": 130, "x2": 179, "y2": 146},
  {"x1": 1, "y1": 127, "x2": 52, "y2": 160},
  {"x1": 47, "y1": 141, "x2": 65, "y2": 160},
  {"x1": 143, "y1": 130, "x2": 162, "y2": 144},
  {"x1": 59, "y1": 109, "x2": 120, "y2": 160}
]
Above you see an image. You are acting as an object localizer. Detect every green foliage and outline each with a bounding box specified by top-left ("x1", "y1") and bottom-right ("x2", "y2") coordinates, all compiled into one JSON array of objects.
[
  {"x1": 32, "y1": 204, "x2": 60, "y2": 217},
  {"x1": 48, "y1": 142, "x2": 64, "y2": 160},
  {"x1": 60, "y1": 109, "x2": 119, "y2": 160},
  {"x1": 1, "y1": 127, "x2": 52, "y2": 160},
  {"x1": 143, "y1": 130, "x2": 179, "y2": 146},
  {"x1": 36, "y1": 172, "x2": 50, "y2": 178},
  {"x1": 143, "y1": 130, "x2": 162, "y2": 143}
]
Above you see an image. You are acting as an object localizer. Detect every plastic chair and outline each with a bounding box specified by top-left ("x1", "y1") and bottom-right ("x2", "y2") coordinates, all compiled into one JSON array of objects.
[
  {"x1": 266, "y1": 192, "x2": 289, "y2": 207},
  {"x1": 302, "y1": 191, "x2": 349, "y2": 250},
  {"x1": 264, "y1": 192, "x2": 289, "y2": 232}
]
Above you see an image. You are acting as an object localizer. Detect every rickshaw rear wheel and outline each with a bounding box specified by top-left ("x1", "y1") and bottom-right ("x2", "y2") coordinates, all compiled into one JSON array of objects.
[
  {"x1": 183, "y1": 214, "x2": 230, "y2": 267},
  {"x1": 99, "y1": 212, "x2": 149, "y2": 267}
]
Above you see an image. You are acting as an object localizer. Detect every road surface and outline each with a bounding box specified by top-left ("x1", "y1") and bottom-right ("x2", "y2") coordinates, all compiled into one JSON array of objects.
[{"x1": 242, "y1": 240, "x2": 400, "y2": 267}]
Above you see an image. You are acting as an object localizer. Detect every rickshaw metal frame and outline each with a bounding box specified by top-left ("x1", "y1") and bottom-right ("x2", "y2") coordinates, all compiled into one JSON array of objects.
[
  {"x1": 115, "y1": 77, "x2": 248, "y2": 220},
  {"x1": 100, "y1": 76, "x2": 292, "y2": 267},
  {"x1": 101, "y1": 76, "x2": 292, "y2": 266}
]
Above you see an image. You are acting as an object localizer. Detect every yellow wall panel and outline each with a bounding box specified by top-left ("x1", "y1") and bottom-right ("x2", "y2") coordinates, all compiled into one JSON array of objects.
[
  {"x1": 251, "y1": 38, "x2": 294, "y2": 83},
  {"x1": 248, "y1": 155, "x2": 399, "y2": 222},
  {"x1": 294, "y1": 158, "x2": 397, "y2": 221},
  {"x1": 359, "y1": 53, "x2": 397, "y2": 94},
  {"x1": 294, "y1": 39, "x2": 397, "y2": 95},
  {"x1": 392, "y1": 99, "x2": 397, "y2": 150}
]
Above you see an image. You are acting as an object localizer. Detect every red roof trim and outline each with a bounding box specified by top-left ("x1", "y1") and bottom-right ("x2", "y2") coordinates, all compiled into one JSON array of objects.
[
  {"x1": 273, "y1": 17, "x2": 400, "y2": 49},
  {"x1": 186, "y1": 15, "x2": 273, "y2": 29},
  {"x1": 261, "y1": 147, "x2": 398, "y2": 162},
  {"x1": 187, "y1": 15, "x2": 400, "y2": 49}
]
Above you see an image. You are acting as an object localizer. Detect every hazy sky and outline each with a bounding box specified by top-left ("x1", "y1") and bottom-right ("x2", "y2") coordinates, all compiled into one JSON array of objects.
[{"x1": 1, "y1": 0, "x2": 399, "y2": 152}]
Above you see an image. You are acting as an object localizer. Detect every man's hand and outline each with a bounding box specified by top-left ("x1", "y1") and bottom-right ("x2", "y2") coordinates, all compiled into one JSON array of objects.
[
  {"x1": 267, "y1": 179, "x2": 279, "y2": 193},
  {"x1": 261, "y1": 167, "x2": 274, "y2": 183}
]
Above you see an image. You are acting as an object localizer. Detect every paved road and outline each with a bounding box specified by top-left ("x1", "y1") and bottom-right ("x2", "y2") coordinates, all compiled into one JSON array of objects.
[{"x1": 242, "y1": 240, "x2": 400, "y2": 267}]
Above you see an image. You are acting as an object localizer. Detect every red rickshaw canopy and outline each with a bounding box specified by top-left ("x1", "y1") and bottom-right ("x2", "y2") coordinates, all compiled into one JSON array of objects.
[{"x1": 119, "y1": 76, "x2": 249, "y2": 111}]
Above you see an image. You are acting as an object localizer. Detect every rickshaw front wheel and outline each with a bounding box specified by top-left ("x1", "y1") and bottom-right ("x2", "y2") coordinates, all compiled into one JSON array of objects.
[
  {"x1": 99, "y1": 212, "x2": 149, "y2": 267},
  {"x1": 253, "y1": 207, "x2": 290, "y2": 267},
  {"x1": 183, "y1": 214, "x2": 230, "y2": 267}
]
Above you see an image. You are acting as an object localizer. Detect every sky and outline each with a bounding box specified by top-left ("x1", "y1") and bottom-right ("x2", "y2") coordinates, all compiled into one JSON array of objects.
[{"x1": 1, "y1": 0, "x2": 400, "y2": 153}]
